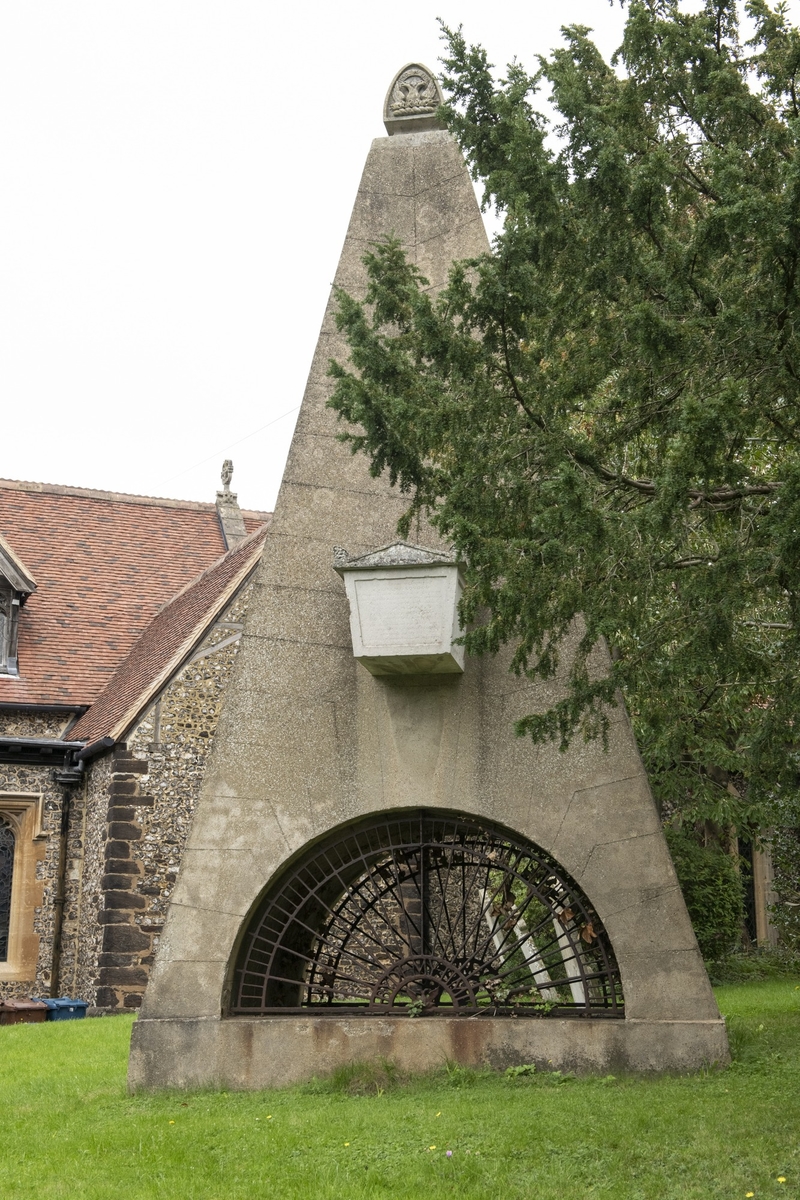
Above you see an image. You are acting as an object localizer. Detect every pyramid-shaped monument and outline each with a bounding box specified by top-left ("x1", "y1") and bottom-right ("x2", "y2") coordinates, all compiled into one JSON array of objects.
[{"x1": 129, "y1": 65, "x2": 727, "y2": 1090}]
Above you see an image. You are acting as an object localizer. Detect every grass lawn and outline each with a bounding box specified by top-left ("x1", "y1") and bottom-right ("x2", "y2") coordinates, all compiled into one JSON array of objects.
[{"x1": 1, "y1": 980, "x2": 798, "y2": 1200}]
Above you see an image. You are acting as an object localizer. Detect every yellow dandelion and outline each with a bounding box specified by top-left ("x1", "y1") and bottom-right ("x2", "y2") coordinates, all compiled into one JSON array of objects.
[
  {"x1": 266, "y1": 1115, "x2": 272, "y2": 1119},
  {"x1": 746, "y1": 1193, "x2": 754, "y2": 1197},
  {"x1": 344, "y1": 1142, "x2": 350, "y2": 1147},
  {"x1": 169, "y1": 1120, "x2": 175, "y2": 1125},
  {"x1": 429, "y1": 1145, "x2": 436, "y2": 1151},
  {"x1": 777, "y1": 1178, "x2": 786, "y2": 1184}
]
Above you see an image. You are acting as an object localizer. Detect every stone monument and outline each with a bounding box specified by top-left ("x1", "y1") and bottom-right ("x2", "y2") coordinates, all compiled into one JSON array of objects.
[{"x1": 129, "y1": 64, "x2": 728, "y2": 1090}]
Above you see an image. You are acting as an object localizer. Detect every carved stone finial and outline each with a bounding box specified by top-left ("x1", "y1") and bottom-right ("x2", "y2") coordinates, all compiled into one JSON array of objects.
[
  {"x1": 383, "y1": 64, "x2": 445, "y2": 136},
  {"x1": 333, "y1": 547, "x2": 349, "y2": 568},
  {"x1": 216, "y1": 460, "x2": 246, "y2": 549}
]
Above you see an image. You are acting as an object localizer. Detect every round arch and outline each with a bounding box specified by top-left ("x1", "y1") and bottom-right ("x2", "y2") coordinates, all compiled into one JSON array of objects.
[{"x1": 229, "y1": 808, "x2": 624, "y2": 1019}]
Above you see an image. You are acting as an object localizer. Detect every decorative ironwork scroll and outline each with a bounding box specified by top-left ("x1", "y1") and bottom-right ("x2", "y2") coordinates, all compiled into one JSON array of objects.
[
  {"x1": 231, "y1": 810, "x2": 623, "y2": 1018},
  {"x1": 0, "y1": 818, "x2": 15, "y2": 962}
]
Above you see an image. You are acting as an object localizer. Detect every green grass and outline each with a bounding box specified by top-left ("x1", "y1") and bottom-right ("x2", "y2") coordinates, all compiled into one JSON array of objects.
[{"x1": 1, "y1": 980, "x2": 799, "y2": 1199}]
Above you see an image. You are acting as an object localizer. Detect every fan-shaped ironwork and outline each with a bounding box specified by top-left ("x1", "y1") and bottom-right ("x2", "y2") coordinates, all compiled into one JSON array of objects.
[
  {"x1": 0, "y1": 817, "x2": 14, "y2": 962},
  {"x1": 230, "y1": 810, "x2": 623, "y2": 1018}
]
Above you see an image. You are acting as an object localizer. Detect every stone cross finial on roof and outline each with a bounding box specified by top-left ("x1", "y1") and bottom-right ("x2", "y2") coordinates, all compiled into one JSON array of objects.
[
  {"x1": 383, "y1": 64, "x2": 445, "y2": 136},
  {"x1": 216, "y1": 460, "x2": 246, "y2": 549}
]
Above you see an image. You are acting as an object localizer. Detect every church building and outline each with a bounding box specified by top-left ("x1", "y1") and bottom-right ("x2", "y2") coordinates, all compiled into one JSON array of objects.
[{"x1": 0, "y1": 468, "x2": 269, "y2": 1010}]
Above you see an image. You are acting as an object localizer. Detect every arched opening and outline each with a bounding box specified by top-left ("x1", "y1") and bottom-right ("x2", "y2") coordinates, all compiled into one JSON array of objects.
[
  {"x1": 0, "y1": 817, "x2": 15, "y2": 963},
  {"x1": 230, "y1": 809, "x2": 623, "y2": 1018}
]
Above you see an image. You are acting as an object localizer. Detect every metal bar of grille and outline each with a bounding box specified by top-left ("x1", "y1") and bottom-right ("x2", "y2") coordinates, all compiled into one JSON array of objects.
[{"x1": 230, "y1": 810, "x2": 624, "y2": 1018}]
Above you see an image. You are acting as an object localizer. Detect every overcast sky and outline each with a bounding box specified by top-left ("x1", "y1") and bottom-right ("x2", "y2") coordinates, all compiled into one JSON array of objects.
[{"x1": 1, "y1": 2, "x2": 795, "y2": 513}]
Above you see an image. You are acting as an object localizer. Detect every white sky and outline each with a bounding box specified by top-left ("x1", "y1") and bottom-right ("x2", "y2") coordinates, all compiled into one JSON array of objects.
[{"x1": 1, "y1": 2, "x2": 795, "y2": 513}]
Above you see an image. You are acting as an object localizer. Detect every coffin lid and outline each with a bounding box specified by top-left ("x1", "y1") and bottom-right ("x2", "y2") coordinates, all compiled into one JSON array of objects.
[{"x1": 333, "y1": 541, "x2": 462, "y2": 575}]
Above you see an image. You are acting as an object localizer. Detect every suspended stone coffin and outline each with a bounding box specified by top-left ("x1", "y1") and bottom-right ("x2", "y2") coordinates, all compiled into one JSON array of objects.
[{"x1": 334, "y1": 543, "x2": 465, "y2": 675}]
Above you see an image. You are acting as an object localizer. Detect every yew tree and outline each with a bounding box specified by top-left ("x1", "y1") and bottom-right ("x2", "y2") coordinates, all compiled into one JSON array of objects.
[{"x1": 329, "y1": 0, "x2": 800, "y2": 832}]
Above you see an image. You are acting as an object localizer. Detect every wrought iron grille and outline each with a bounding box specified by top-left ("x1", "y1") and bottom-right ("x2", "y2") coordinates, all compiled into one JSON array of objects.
[
  {"x1": 231, "y1": 810, "x2": 623, "y2": 1018},
  {"x1": 0, "y1": 817, "x2": 14, "y2": 962}
]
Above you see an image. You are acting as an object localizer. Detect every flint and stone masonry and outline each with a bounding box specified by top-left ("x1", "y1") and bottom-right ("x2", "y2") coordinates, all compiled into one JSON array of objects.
[
  {"x1": 0, "y1": 582, "x2": 254, "y2": 1006},
  {"x1": 129, "y1": 66, "x2": 728, "y2": 1089}
]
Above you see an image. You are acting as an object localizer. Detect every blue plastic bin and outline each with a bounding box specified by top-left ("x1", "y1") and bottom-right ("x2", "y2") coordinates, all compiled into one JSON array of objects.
[{"x1": 32, "y1": 997, "x2": 88, "y2": 1021}]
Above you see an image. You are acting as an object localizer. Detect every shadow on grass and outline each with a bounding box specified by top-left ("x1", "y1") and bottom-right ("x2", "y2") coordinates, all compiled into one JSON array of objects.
[
  {"x1": 301, "y1": 1056, "x2": 491, "y2": 1097},
  {"x1": 301, "y1": 1055, "x2": 626, "y2": 1098}
]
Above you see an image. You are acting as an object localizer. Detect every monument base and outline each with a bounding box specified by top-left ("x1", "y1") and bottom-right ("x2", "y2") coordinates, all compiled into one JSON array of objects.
[{"x1": 128, "y1": 1014, "x2": 729, "y2": 1091}]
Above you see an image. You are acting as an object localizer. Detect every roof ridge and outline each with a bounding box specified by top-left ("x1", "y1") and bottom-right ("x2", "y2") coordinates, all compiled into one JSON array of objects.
[{"x1": 0, "y1": 477, "x2": 271, "y2": 520}]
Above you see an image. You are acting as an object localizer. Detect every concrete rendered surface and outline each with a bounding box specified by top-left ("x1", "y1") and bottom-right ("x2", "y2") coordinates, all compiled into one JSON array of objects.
[
  {"x1": 129, "y1": 88, "x2": 728, "y2": 1089},
  {"x1": 129, "y1": 1015, "x2": 729, "y2": 1092}
]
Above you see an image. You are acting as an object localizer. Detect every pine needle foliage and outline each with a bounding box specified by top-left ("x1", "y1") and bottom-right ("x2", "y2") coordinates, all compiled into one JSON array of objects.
[
  {"x1": 329, "y1": 0, "x2": 800, "y2": 830},
  {"x1": 664, "y1": 825, "x2": 745, "y2": 956}
]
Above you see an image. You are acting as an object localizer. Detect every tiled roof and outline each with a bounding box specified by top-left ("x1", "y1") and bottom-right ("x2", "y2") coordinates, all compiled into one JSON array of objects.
[
  {"x1": 70, "y1": 525, "x2": 268, "y2": 744},
  {"x1": 0, "y1": 479, "x2": 270, "y2": 708}
]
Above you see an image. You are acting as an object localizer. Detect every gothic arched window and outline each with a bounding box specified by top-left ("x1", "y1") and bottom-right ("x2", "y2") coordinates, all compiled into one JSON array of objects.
[{"x1": 0, "y1": 817, "x2": 15, "y2": 962}]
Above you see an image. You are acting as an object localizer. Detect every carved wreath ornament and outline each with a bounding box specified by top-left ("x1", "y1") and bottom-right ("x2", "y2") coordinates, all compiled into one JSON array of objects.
[{"x1": 389, "y1": 65, "x2": 439, "y2": 116}]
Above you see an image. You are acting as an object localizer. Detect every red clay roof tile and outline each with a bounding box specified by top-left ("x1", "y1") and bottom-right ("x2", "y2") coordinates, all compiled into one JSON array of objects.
[
  {"x1": 70, "y1": 525, "x2": 268, "y2": 744},
  {"x1": 0, "y1": 479, "x2": 270, "y2": 708}
]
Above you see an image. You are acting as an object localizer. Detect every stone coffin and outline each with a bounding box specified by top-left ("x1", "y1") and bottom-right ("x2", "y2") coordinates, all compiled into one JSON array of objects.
[{"x1": 335, "y1": 542, "x2": 464, "y2": 675}]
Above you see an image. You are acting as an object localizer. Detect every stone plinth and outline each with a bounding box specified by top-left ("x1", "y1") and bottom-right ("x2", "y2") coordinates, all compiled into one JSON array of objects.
[{"x1": 129, "y1": 1014, "x2": 729, "y2": 1091}]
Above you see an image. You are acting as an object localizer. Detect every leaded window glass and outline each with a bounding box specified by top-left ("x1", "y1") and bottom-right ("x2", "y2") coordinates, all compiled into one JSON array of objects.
[
  {"x1": 0, "y1": 583, "x2": 22, "y2": 676},
  {"x1": 0, "y1": 817, "x2": 14, "y2": 961}
]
